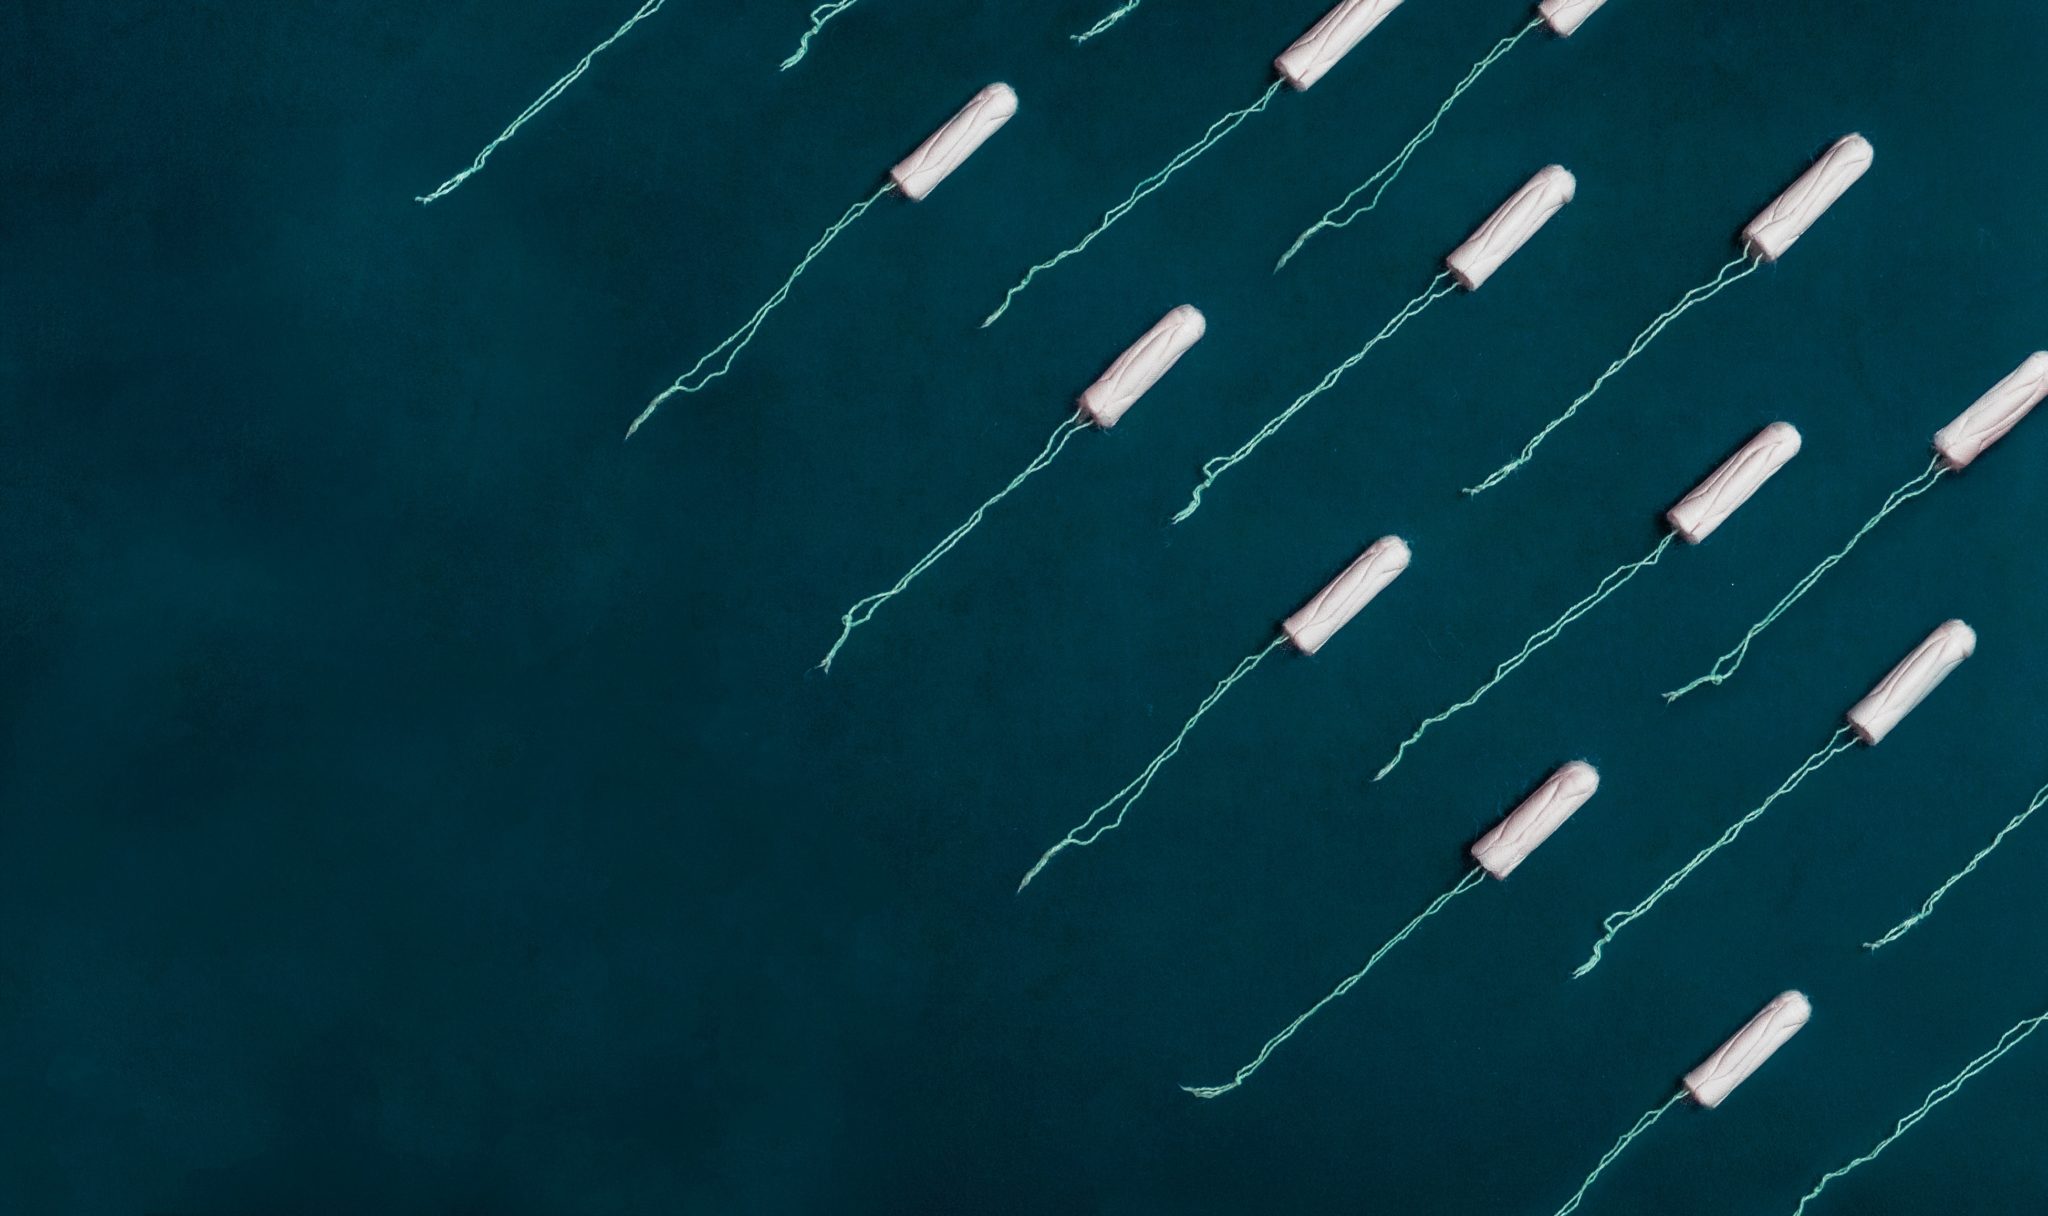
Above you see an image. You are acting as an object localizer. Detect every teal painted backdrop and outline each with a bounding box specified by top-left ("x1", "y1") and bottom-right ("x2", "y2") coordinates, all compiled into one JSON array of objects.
[{"x1": 5, "y1": 0, "x2": 2047, "y2": 1211}]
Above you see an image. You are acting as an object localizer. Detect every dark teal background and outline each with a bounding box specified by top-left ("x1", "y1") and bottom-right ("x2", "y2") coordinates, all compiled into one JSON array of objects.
[{"x1": 5, "y1": 0, "x2": 2047, "y2": 1211}]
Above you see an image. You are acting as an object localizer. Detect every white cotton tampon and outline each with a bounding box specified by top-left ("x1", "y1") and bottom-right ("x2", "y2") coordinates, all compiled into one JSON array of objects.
[
  {"x1": 1445, "y1": 165, "x2": 1575, "y2": 290},
  {"x1": 1845, "y1": 620, "x2": 1975, "y2": 746},
  {"x1": 1548, "y1": 990, "x2": 1811, "y2": 1213},
  {"x1": 1665, "y1": 422, "x2": 1803, "y2": 544},
  {"x1": 1683, "y1": 990, "x2": 1810, "y2": 1109},
  {"x1": 1471, "y1": 761, "x2": 1598, "y2": 880},
  {"x1": 1275, "y1": 0, "x2": 1405, "y2": 91},
  {"x1": 1538, "y1": 0, "x2": 1608, "y2": 37},
  {"x1": 1079, "y1": 306, "x2": 1207, "y2": 428},
  {"x1": 1741, "y1": 135, "x2": 1873, "y2": 263},
  {"x1": 1933, "y1": 352, "x2": 2048, "y2": 470},
  {"x1": 1283, "y1": 536, "x2": 1410, "y2": 656},
  {"x1": 890, "y1": 83, "x2": 1018, "y2": 202}
]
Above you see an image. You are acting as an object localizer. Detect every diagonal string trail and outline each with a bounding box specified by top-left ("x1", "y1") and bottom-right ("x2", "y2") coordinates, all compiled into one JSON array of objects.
[
  {"x1": 629, "y1": 184, "x2": 891, "y2": 436},
  {"x1": 1072, "y1": 0, "x2": 1141, "y2": 43},
  {"x1": 1018, "y1": 635, "x2": 1287, "y2": 892},
  {"x1": 1791, "y1": 1009, "x2": 2048, "y2": 1215},
  {"x1": 417, "y1": 0, "x2": 667, "y2": 205},
  {"x1": 1276, "y1": 19, "x2": 1541, "y2": 271},
  {"x1": 1864, "y1": 781, "x2": 2048, "y2": 951},
  {"x1": 982, "y1": 81, "x2": 1284, "y2": 327},
  {"x1": 1574, "y1": 726, "x2": 1857, "y2": 977},
  {"x1": 1551, "y1": 1093, "x2": 1685, "y2": 1216},
  {"x1": 1463, "y1": 254, "x2": 1760, "y2": 496},
  {"x1": 818, "y1": 414, "x2": 1092, "y2": 672},
  {"x1": 1664, "y1": 456, "x2": 1948, "y2": 702},
  {"x1": 1183, "y1": 867, "x2": 1486, "y2": 1099},
  {"x1": 1173, "y1": 274, "x2": 1455, "y2": 523},
  {"x1": 1373, "y1": 533, "x2": 1675, "y2": 782}
]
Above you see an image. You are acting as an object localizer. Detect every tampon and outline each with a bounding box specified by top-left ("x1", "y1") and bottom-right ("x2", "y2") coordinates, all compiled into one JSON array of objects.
[
  {"x1": 1272, "y1": 6, "x2": 1581, "y2": 273},
  {"x1": 988, "y1": 0, "x2": 1414, "y2": 325},
  {"x1": 1666, "y1": 422, "x2": 1803, "y2": 544},
  {"x1": 1538, "y1": 0, "x2": 1608, "y2": 37},
  {"x1": 1373, "y1": 421, "x2": 1797, "y2": 784},
  {"x1": 1276, "y1": 0, "x2": 1406, "y2": 91},
  {"x1": 1018, "y1": 536, "x2": 1410, "y2": 891},
  {"x1": 1577, "y1": 623, "x2": 1971, "y2": 976},
  {"x1": 819, "y1": 308, "x2": 1202, "y2": 670},
  {"x1": 1283, "y1": 536, "x2": 1412, "y2": 656},
  {"x1": 633, "y1": 83, "x2": 1019, "y2": 427},
  {"x1": 1742, "y1": 135, "x2": 1873, "y2": 263},
  {"x1": 891, "y1": 84, "x2": 1019, "y2": 201},
  {"x1": 1445, "y1": 165, "x2": 1576, "y2": 290},
  {"x1": 1472, "y1": 761, "x2": 1599, "y2": 879},
  {"x1": 1933, "y1": 351, "x2": 2048, "y2": 470},
  {"x1": 1549, "y1": 990, "x2": 1812, "y2": 1213},
  {"x1": 1666, "y1": 355, "x2": 2038, "y2": 700},
  {"x1": 1186, "y1": 758, "x2": 1585, "y2": 1100},
  {"x1": 1080, "y1": 306, "x2": 1207, "y2": 428},
  {"x1": 1845, "y1": 620, "x2": 1975, "y2": 746},
  {"x1": 1684, "y1": 990, "x2": 1811, "y2": 1108}
]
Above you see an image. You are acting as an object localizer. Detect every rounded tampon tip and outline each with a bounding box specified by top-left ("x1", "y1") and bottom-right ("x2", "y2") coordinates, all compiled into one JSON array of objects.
[{"x1": 1944, "y1": 618, "x2": 1979, "y2": 658}]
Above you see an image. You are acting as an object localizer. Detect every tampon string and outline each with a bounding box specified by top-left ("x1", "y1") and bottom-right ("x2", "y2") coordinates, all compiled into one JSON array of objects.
[
  {"x1": 1072, "y1": 0, "x2": 1141, "y2": 43},
  {"x1": 982, "y1": 81, "x2": 1284, "y2": 328},
  {"x1": 1463, "y1": 254, "x2": 1760, "y2": 496},
  {"x1": 1373, "y1": 532, "x2": 1675, "y2": 782},
  {"x1": 1664, "y1": 456, "x2": 1947, "y2": 701},
  {"x1": 1275, "y1": 18, "x2": 1542, "y2": 271},
  {"x1": 1018, "y1": 635, "x2": 1288, "y2": 892},
  {"x1": 1791, "y1": 1010, "x2": 2048, "y2": 1215},
  {"x1": 1864, "y1": 781, "x2": 2048, "y2": 950},
  {"x1": 1574, "y1": 726, "x2": 1857, "y2": 977},
  {"x1": 1551, "y1": 1092, "x2": 1685, "y2": 1216},
  {"x1": 780, "y1": 0, "x2": 863, "y2": 70},
  {"x1": 416, "y1": 0, "x2": 668, "y2": 205},
  {"x1": 629, "y1": 184, "x2": 892, "y2": 437},
  {"x1": 1173, "y1": 273, "x2": 1454, "y2": 523},
  {"x1": 1183, "y1": 866, "x2": 1486, "y2": 1099},
  {"x1": 819, "y1": 414, "x2": 1092, "y2": 672}
]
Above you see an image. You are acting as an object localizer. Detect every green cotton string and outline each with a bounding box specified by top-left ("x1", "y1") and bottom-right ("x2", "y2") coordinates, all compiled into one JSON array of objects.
[
  {"x1": 1664, "y1": 456, "x2": 1948, "y2": 702},
  {"x1": 1183, "y1": 867, "x2": 1486, "y2": 1099},
  {"x1": 1550, "y1": 1092, "x2": 1685, "y2": 1216},
  {"x1": 416, "y1": 0, "x2": 668, "y2": 205},
  {"x1": 1373, "y1": 532, "x2": 1675, "y2": 783},
  {"x1": 1574, "y1": 725, "x2": 1857, "y2": 978},
  {"x1": 1791, "y1": 1009, "x2": 2048, "y2": 1215},
  {"x1": 1172, "y1": 274, "x2": 1455, "y2": 524},
  {"x1": 1018, "y1": 635, "x2": 1286, "y2": 893},
  {"x1": 1463, "y1": 254, "x2": 1761, "y2": 496},
  {"x1": 780, "y1": 0, "x2": 863, "y2": 70},
  {"x1": 982, "y1": 81, "x2": 1284, "y2": 328},
  {"x1": 1864, "y1": 781, "x2": 2048, "y2": 951},
  {"x1": 1275, "y1": 18, "x2": 1541, "y2": 271},
  {"x1": 628, "y1": 183, "x2": 891, "y2": 436},
  {"x1": 818, "y1": 413, "x2": 1092, "y2": 673},
  {"x1": 1071, "y1": 0, "x2": 1140, "y2": 43}
]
